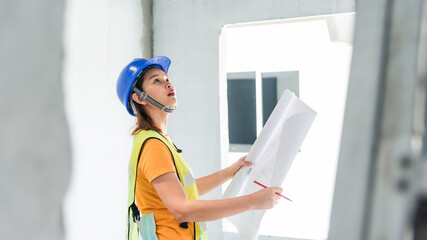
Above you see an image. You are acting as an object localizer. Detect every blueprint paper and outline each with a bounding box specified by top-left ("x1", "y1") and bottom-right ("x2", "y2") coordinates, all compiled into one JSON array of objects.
[{"x1": 223, "y1": 89, "x2": 316, "y2": 240}]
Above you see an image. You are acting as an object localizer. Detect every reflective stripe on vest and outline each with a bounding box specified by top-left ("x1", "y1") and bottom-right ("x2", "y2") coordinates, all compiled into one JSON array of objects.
[{"x1": 127, "y1": 130, "x2": 208, "y2": 240}]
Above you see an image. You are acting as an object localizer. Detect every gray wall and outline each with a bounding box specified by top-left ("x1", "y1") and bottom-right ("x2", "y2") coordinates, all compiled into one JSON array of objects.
[
  {"x1": 0, "y1": 0, "x2": 70, "y2": 239},
  {"x1": 152, "y1": 1, "x2": 354, "y2": 238}
]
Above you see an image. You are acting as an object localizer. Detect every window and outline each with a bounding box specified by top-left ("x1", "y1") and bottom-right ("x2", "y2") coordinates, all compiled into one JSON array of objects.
[
  {"x1": 227, "y1": 71, "x2": 300, "y2": 152},
  {"x1": 219, "y1": 13, "x2": 355, "y2": 239},
  {"x1": 261, "y1": 71, "x2": 299, "y2": 125},
  {"x1": 227, "y1": 72, "x2": 256, "y2": 150}
]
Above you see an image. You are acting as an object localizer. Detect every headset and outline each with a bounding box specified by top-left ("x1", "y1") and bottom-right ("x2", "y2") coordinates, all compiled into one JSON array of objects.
[{"x1": 132, "y1": 87, "x2": 176, "y2": 113}]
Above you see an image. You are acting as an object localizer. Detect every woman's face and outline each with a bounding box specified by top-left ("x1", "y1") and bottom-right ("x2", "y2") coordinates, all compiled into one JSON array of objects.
[{"x1": 140, "y1": 67, "x2": 177, "y2": 108}]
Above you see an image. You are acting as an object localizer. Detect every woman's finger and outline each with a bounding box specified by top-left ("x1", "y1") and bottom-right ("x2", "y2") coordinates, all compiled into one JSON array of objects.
[{"x1": 243, "y1": 161, "x2": 253, "y2": 166}]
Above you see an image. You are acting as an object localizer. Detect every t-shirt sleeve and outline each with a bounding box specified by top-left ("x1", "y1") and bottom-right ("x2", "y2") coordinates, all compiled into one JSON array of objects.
[{"x1": 139, "y1": 138, "x2": 176, "y2": 183}]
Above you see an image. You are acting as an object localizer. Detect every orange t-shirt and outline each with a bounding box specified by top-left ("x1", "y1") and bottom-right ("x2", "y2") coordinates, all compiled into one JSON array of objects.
[{"x1": 135, "y1": 138, "x2": 194, "y2": 240}]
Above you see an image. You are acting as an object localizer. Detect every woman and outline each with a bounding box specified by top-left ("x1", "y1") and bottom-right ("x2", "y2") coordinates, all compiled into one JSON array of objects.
[{"x1": 117, "y1": 56, "x2": 282, "y2": 240}]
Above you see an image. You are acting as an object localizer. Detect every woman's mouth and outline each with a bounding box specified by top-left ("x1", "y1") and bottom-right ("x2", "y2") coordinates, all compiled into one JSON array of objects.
[{"x1": 168, "y1": 91, "x2": 175, "y2": 96}]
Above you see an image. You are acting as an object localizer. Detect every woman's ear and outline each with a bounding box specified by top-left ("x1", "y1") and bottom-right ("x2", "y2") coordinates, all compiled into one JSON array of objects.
[{"x1": 132, "y1": 92, "x2": 147, "y2": 105}]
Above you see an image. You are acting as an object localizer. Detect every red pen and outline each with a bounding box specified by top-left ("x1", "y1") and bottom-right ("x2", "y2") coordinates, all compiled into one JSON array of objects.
[{"x1": 254, "y1": 180, "x2": 292, "y2": 202}]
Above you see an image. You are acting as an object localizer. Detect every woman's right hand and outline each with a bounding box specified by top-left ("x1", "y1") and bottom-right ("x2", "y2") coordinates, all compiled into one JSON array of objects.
[{"x1": 249, "y1": 187, "x2": 283, "y2": 210}]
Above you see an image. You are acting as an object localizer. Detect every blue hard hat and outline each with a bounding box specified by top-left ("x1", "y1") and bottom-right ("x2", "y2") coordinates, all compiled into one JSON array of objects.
[{"x1": 116, "y1": 56, "x2": 171, "y2": 116}]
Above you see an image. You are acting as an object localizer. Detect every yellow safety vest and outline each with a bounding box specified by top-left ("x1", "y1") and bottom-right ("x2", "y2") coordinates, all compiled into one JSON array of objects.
[{"x1": 127, "y1": 130, "x2": 208, "y2": 240}]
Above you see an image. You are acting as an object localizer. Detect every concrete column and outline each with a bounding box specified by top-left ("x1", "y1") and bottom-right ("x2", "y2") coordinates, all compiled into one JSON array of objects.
[
  {"x1": 0, "y1": 0, "x2": 71, "y2": 239},
  {"x1": 141, "y1": 0, "x2": 153, "y2": 59},
  {"x1": 329, "y1": 0, "x2": 424, "y2": 239}
]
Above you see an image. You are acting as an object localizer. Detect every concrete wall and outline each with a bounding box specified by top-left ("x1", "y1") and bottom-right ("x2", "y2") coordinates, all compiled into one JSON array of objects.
[
  {"x1": 152, "y1": 1, "x2": 354, "y2": 238},
  {"x1": 0, "y1": 0, "x2": 70, "y2": 239},
  {"x1": 62, "y1": 0, "x2": 151, "y2": 239},
  {"x1": 329, "y1": 0, "x2": 426, "y2": 239}
]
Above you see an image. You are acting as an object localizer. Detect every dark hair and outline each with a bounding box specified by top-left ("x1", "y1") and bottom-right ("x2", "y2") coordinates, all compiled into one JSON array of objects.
[{"x1": 131, "y1": 65, "x2": 163, "y2": 135}]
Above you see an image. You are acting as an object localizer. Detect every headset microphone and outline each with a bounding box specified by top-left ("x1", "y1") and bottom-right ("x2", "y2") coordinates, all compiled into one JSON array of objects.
[{"x1": 133, "y1": 87, "x2": 176, "y2": 113}]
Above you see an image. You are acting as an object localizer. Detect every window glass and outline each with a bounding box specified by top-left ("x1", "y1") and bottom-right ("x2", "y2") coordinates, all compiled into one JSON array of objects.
[
  {"x1": 261, "y1": 77, "x2": 277, "y2": 126},
  {"x1": 227, "y1": 76, "x2": 256, "y2": 145},
  {"x1": 261, "y1": 71, "x2": 299, "y2": 126}
]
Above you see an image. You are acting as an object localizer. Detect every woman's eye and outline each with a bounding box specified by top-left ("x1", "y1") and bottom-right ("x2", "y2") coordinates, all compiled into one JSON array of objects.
[{"x1": 154, "y1": 79, "x2": 160, "y2": 83}]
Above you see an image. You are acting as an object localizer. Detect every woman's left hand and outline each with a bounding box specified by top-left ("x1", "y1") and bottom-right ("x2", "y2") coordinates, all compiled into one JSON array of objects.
[
  {"x1": 196, "y1": 155, "x2": 253, "y2": 196},
  {"x1": 226, "y1": 155, "x2": 253, "y2": 178}
]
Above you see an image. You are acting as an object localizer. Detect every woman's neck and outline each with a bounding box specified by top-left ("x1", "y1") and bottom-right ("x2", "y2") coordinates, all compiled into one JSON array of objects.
[{"x1": 147, "y1": 107, "x2": 169, "y2": 135}]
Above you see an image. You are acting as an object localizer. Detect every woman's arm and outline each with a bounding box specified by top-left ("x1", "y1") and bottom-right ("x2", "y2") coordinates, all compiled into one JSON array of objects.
[
  {"x1": 195, "y1": 156, "x2": 252, "y2": 196},
  {"x1": 152, "y1": 171, "x2": 281, "y2": 223}
]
